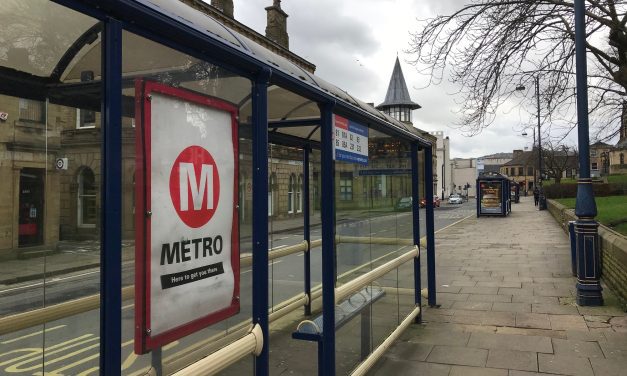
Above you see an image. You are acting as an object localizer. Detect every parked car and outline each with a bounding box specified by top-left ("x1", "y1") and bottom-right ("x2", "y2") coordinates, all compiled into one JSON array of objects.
[
  {"x1": 419, "y1": 195, "x2": 441, "y2": 208},
  {"x1": 448, "y1": 194, "x2": 463, "y2": 204},
  {"x1": 395, "y1": 197, "x2": 413, "y2": 211}
]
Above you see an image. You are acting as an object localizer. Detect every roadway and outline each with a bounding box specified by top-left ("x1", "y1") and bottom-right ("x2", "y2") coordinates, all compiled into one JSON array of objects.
[{"x1": 0, "y1": 200, "x2": 476, "y2": 375}]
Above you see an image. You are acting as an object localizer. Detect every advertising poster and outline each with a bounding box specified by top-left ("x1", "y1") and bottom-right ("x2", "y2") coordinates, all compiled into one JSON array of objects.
[
  {"x1": 134, "y1": 81, "x2": 239, "y2": 354},
  {"x1": 480, "y1": 181, "x2": 502, "y2": 214},
  {"x1": 333, "y1": 114, "x2": 368, "y2": 165}
]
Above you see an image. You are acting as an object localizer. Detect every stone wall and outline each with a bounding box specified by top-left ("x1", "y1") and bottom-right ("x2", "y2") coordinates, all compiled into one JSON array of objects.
[{"x1": 547, "y1": 199, "x2": 627, "y2": 310}]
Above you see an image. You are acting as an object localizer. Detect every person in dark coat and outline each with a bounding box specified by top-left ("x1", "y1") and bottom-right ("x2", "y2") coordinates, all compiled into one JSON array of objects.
[{"x1": 533, "y1": 187, "x2": 539, "y2": 206}]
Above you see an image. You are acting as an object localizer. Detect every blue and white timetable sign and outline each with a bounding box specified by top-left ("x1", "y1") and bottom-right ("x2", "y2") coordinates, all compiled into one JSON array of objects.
[{"x1": 333, "y1": 114, "x2": 368, "y2": 165}]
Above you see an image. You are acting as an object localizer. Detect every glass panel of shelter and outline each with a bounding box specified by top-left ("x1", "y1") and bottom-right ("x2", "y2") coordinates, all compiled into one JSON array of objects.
[
  {"x1": 120, "y1": 29, "x2": 257, "y2": 374},
  {"x1": 334, "y1": 126, "x2": 414, "y2": 374},
  {"x1": 0, "y1": 1, "x2": 103, "y2": 375}
]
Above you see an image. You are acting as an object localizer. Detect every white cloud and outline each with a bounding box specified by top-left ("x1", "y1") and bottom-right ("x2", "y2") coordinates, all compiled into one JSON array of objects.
[{"x1": 231, "y1": 0, "x2": 556, "y2": 158}]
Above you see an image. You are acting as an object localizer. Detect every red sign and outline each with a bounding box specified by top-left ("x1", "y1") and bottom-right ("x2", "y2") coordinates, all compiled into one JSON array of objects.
[{"x1": 169, "y1": 146, "x2": 220, "y2": 228}]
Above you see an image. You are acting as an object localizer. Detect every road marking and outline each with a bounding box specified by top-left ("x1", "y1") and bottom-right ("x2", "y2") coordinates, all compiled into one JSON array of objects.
[
  {"x1": 241, "y1": 260, "x2": 282, "y2": 274},
  {"x1": 0, "y1": 334, "x2": 97, "y2": 369},
  {"x1": 0, "y1": 270, "x2": 101, "y2": 295},
  {"x1": 270, "y1": 245, "x2": 288, "y2": 250},
  {"x1": 122, "y1": 303, "x2": 134, "y2": 310},
  {"x1": 1, "y1": 325, "x2": 66, "y2": 345},
  {"x1": 49, "y1": 270, "x2": 100, "y2": 283}
]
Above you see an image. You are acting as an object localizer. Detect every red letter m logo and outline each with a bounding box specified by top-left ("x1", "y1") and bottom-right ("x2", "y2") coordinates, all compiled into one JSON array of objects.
[{"x1": 169, "y1": 146, "x2": 220, "y2": 228}]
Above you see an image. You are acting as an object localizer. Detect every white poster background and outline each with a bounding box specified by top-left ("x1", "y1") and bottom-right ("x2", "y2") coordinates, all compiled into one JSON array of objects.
[{"x1": 150, "y1": 93, "x2": 235, "y2": 336}]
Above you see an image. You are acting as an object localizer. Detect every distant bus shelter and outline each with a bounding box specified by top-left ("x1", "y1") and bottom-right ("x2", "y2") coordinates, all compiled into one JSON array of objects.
[
  {"x1": 0, "y1": 1, "x2": 436, "y2": 376},
  {"x1": 476, "y1": 173, "x2": 511, "y2": 217}
]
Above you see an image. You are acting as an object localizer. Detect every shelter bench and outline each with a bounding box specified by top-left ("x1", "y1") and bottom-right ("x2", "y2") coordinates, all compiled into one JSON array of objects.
[{"x1": 292, "y1": 285, "x2": 386, "y2": 365}]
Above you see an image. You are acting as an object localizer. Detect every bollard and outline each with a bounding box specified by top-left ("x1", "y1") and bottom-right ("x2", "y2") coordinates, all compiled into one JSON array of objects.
[
  {"x1": 568, "y1": 221, "x2": 576, "y2": 276},
  {"x1": 538, "y1": 194, "x2": 547, "y2": 210}
]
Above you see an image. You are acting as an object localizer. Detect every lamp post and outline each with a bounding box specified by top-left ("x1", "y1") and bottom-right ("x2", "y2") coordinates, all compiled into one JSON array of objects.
[
  {"x1": 573, "y1": 0, "x2": 602, "y2": 306},
  {"x1": 516, "y1": 78, "x2": 546, "y2": 210}
]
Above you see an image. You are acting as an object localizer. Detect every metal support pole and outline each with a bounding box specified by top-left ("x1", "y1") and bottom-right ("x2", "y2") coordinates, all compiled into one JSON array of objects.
[
  {"x1": 303, "y1": 146, "x2": 312, "y2": 316},
  {"x1": 100, "y1": 18, "x2": 122, "y2": 375},
  {"x1": 424, "y1": 146, "x2": 437, "y2": 307},
  {"x1": 319, "y1": 102, "x2": 336, "y2": 376},
  {"x1": 252, "y1": 68, "x2": 272, "y2": 375},
  {"x1": 410, "y1": 143, "x2": 422, "y2": 323},
  {"x1": 151, "y1": 347, "x2": 163, "y2": 376},
  {"x1": 536, "y1": 77, "x2": 546, "y2": 210},
  {"x1": 574, "y1": 0, "x2": 603, "y2": 306}
]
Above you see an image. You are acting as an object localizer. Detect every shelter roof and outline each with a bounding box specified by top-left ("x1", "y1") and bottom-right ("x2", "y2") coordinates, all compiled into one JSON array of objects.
[{"x1": 0, "y1": 0, "x2": 432, "y2": 147}]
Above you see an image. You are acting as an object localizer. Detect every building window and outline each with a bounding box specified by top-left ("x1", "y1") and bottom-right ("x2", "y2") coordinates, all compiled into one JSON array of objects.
[
  {"x1": 621, "y1": 153, "x2": 625, "y2": 165},
  {"x1": 296, "y1": 174, "x2": 303, "y2": 213},
  {"x1": 590, "y1": 150, "x2": 597, "y2": 157},
  {"x1": 518, "y1": 167, "x2": 523, "y2": 176},
  {"x1": 288, "y1": 173, "x2": 295, "y2": 214},
  {"x1": 19, "y1": 98, "x2": 45, "y2": 123},
  {"x1": 591, "y1": 162, "x2": 598, "y2": 170},
  {"x1": 77, "y1": 167, "x2": 97, "y2": 228},
  {"x1": 76, "y1": 108, "x2": 96, "y2": 128},
  {"x1": 268, "y1": 173, "x2": 277, "y2": 216},
  {"x1": 339, "y1": 172, "x2": 353, "y2": 201},
  {"x1": 527, "y1": 167, "x2": 533, "y2": 176}
]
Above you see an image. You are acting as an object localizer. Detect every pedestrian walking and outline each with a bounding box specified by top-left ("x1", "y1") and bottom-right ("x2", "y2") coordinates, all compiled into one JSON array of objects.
[{"x1": 533, "y1": 187, "x2": 539, "y2": 206}]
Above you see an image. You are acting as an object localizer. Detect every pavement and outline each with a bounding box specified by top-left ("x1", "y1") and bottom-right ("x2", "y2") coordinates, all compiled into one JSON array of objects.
[
  {"x1": 2, "y1": 196, "x2": 626, "y2": 376},
  {"x1": 369, "y1": 196, "x2": 627, "y2": 376}
]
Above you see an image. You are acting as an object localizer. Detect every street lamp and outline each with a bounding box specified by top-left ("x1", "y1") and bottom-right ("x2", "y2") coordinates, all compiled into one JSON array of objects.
[{"x1": 516, "y1": 77, "x2": 546, "y2": 210}]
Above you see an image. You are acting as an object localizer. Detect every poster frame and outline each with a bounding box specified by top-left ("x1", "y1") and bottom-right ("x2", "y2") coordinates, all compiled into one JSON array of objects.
[{"x1": 134, "y1": 79, "x2": 240, "y2": 354}]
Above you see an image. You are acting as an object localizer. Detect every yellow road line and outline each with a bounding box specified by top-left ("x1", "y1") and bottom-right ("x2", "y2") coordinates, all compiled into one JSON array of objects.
[{"x1": 1, "y1": 325, "x2": 66, "y2": 345}]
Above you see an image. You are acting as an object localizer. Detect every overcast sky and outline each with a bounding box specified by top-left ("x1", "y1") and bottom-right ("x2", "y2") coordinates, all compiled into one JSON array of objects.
[{"x1": 232, "y1": 0, "x2": 544, "y2": 158}]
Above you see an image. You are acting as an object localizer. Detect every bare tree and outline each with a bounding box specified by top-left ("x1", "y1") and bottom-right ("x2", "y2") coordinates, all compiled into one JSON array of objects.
[
  {"x1": 542, "y1": 141, "x2": 579, "y2": 183},
  {"x1": 407, "y1": 0, "x2": 627, "y2": 141}
]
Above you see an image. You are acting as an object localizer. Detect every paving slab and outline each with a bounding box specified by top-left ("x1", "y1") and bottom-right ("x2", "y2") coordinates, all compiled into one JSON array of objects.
[
  {"x1": 516, "y1": 313, "x2": 552, "y2": 329},
  {"x1": 551, "y1": 338, "x2": 604, "y2": 358},
  {"x1": 468, "y1": 293, "x2": 512, "y2": 303},
  {"x1": 549, "y1": 315, "x2": 588, "y2": 331},
  {"x1": 426, "y1": 345, "x2": 488, "y2": 367},
  {"x1": 367, "y1": 358, "x2": 451, "y2": 376},
  {"x1": 590, "y1": 357, "x2": 627, "y2": 376},
  {"x1": 449, "y1": 365, "x2": 508, "y2": 376},
  {"x1": 533, "y1": 303, "x2": 580, "y2": 315},
  {"x1": 486, "y1": 349, "x2": 538, "y2": 371},
  {"x1": 467, "y1": 332, "x2": 553, "y2": 353},
  {"x1": 538, "y1": 354, "x2": 594, "y2": 376},
  {"x1": 492, "y1": 302, "x2": 532, "y2": 313}
]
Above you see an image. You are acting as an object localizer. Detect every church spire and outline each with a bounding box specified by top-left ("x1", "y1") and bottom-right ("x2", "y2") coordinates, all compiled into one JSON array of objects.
[{"x1": 376, "y1": 57, "x2": 420, "y2": 124}]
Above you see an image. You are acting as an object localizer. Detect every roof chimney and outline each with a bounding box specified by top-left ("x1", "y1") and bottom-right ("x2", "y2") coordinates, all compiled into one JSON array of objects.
[
  {"x1": 265, "y1": 0, "x2": 289, "y2": 49},
  {"x1": 211, "y1": 0, "x2": 233, "y2": 18}
]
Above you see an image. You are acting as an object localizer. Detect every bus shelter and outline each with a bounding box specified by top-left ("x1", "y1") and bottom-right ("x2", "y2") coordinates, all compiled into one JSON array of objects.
[
  {"x1": 476, "y1": 173, "x2": 511, "y2": 217},
  {"x1": 0, "y1": 1, "x2": 436, "y2": 375}
]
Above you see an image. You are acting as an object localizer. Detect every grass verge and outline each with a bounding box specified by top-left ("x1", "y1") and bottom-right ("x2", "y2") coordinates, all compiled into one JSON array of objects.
[{"x1": 555, "y1": 196, "x2": 627, "y2": 236}]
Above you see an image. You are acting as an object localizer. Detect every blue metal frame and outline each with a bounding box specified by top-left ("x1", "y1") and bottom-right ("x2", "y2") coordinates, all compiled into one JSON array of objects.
[
  {"x1": 573, "y1": 0, "x2": 602, "y2": 306},
  {"x1": 424, "y1": 146, "x2": 437, "y2": 307},
  {"x1": 411, "y1": 143, "x2": 422, "y2": 322},
  {"x1": 319, "y1": 101, "x2": 336, "y2": 376},
  {"x1": 303, "y1": 146, "x2": 312, "y2": 316},
  {"x1": 252, "y1": 68, "x2": 272, "y2": 375},
  {"x1": 100, "y1": 18, "x2": 123, "y2": 376}
]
